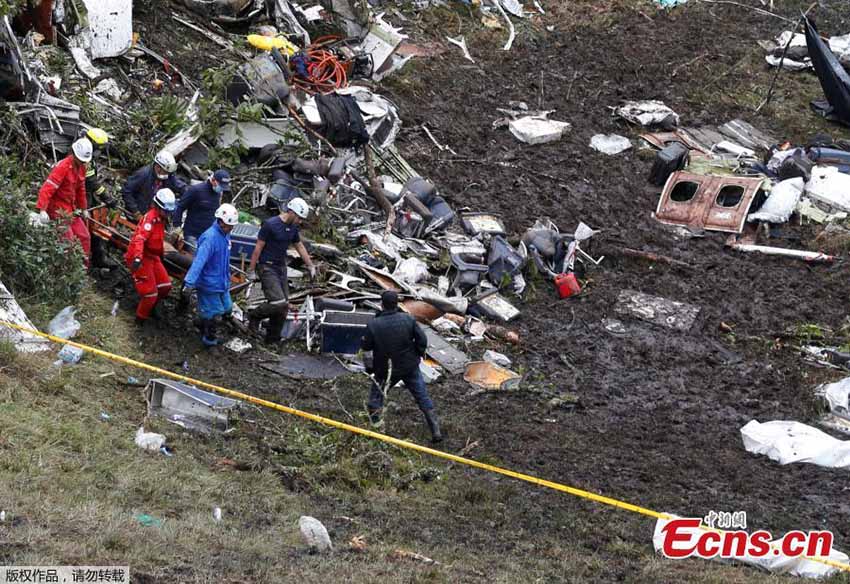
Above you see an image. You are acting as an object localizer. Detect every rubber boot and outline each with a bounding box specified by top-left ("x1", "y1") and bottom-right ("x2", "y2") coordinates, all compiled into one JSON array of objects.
[
  {"x1": 423, "y1": 409, "x2": 443, "y2": 443},
  {"x1": 368, "y1": 408, "x2": 384, "y2": 429},
  {"x1": 201, "y1": 319, "x2": 221, "y2": 347}
]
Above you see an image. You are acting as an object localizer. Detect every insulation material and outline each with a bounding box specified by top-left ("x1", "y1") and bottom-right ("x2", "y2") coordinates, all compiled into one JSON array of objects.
[
  {"x1": 508, "y1": 115, "x2": 570, "y2": 145},
  {"x1": 652, "y1": 514, "x2": 849, "y2": 579},
  {"x1": 747, "y1": 177, "x2": 804, "y2": 224},
  {"x1": 81, "y1": 0, "x2": 133, "y2": 59},
  {"x1": 0, "y1": 280, "x2": 50, "y2": 352},
  {"x1": 741, "y1": 419, "x2": 850, "y2": 469},
  {"x1": 590, "y1": 133, "x2": 632, "y2": 155}
]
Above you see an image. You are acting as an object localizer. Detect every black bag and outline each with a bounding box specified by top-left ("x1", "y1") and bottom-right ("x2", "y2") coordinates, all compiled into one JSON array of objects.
[
  {"x1": 315, "y1": 93, "x2": 370, "y2": 148},
  {"x1": 648, "y1": 142, "x2": 689, "y2": 186}
]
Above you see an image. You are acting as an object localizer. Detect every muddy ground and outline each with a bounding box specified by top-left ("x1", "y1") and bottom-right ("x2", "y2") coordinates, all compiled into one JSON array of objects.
[{"x1": 99, "y1": 0, "x2": 850, "y2": 579}]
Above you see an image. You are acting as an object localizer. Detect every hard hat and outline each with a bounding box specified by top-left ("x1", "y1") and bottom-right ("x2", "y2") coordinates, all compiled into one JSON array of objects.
[
  {"x1": 86, "y1": 127, "x2": 109, "y2": 146},
  {"x1": 153, "y1": 188, "x2": 177, "y2": 212},
  {"x1": 71, "y1": 138, "x2": 93, "y2": 162},
  {"x1": 286, "y1": 197, "x2": 310, "y2": 219},
  {"x1": 154, "y1": 150, "x2": 178, "y2": 174},
  {"x1": 214, "y1": 203, "x2": 239, "y2": 226}
]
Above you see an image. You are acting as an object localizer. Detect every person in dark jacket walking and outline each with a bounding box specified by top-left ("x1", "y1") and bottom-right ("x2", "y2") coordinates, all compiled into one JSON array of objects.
[
  {"x1": 184, "y1": 203, "x2": 238, "y2": 347},
  {"x1": 173, "y1": 169, "x2": 232, "y2": 249},
  {"x1": 362, "y1": 291, "x2": 442, "y2": 443},
  {"x1": 247, "y1": 197, "x2": 316, "y2": 344},
  {"x1": 121, "y1": 150, "x2": 187, "y2": 221}
]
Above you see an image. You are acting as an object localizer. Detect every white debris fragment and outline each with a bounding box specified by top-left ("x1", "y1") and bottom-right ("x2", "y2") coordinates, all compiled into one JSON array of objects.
[
  {"x1": 614, "y1": 100, "x2": 680, "y2": 128},
  {"x1": 134, "y1": 427, "x2": 166, "y2": 452},
  {"x1": 508, "y1": 115, "x2": 571, "y2": 145},
  {"x1": 81, "y1": 0, "x2": 134, "y2": 59},
  {"x1": 500, "y1": 0, "x2": 524, "y2": 18},
  {"x1": 483, "y1": 350, "x2": 512, "y2": 368},
  {"x1": 589, "y1": 134, "x2": 632, "y2": 155},
  {"x1": 68, "y1": 46, "x2": 101, "y2": 79},
  {"x1": 393, "y1": 257, "x2": 430, "y2": 285},
  {"x1": 95, "y1": 78, "x2": 124, "y2": 102},
  {"x1": 224, "y1": 338, "x2": 253, "y2": 353},
  {"x1": 446, "y1": 36, "x2": 474, "y2": 63},
  {"x1": 747, "y1": 177, "x2": 803, "y2": 224}
]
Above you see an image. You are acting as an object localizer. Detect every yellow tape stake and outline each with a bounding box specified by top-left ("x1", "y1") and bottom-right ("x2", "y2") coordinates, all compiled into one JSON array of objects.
[{"x1": 1, "y1": 319, "x2": 848, "y2": 573}]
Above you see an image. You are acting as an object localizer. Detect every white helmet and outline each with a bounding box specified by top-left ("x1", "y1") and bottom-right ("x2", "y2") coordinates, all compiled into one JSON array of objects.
[
  {"x1": 153, "y1": 188, "x2": 177, "y2": 212},
  {"x1": 286, "y1": 197, "x2": 310, "y2": 219},
  {"x1": 214, "y1": 203, "x2": 239, "y2": 226},
  {"x1": 71, "y1": 138, "x2": 93, "y2": 162},
  {"x1": 154, "y1": 150, "x2": 178, "y2": 174}
]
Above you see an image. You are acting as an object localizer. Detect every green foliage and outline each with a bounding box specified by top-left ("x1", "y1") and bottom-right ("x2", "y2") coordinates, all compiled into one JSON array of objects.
[
  {"x1": 0, "y1": 0, "x2": 25, "y2": 16},
  {"x1": 137, "y1": 95, "x2": 188, "y2": 136},
  {"x1": 0, "y1": 154, "x2": 86, "y2": 308}
]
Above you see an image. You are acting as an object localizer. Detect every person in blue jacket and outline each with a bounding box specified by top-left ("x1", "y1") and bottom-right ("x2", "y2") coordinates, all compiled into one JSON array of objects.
[
  {"x1": 183, "y1": 204, "x2": 238, "y2": 347},
  {"x1": 173, "y1": 169, "x2": 232, "y2": 250},
  {"x1": 122, "y1": 150, "x2": 187, "y2": 221}
]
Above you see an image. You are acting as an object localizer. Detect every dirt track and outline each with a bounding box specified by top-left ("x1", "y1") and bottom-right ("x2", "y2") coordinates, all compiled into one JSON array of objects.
[{"x1": 120, "y1": 0, "x2": 850, "y2": 575}]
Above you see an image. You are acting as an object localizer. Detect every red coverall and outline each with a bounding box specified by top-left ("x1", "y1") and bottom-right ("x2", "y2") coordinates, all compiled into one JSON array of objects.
[
  {"x1": 125, "y1": 208, "x2": 172, "y2": 320},
  {"x1": 36, "y1": 155, "x2": 91, "y2": 265}
]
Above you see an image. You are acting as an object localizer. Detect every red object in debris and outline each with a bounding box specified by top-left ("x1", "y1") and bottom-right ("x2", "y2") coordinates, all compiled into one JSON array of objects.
[{"x1": 555, "y1": 273, "x2": 581, "y2": 299}]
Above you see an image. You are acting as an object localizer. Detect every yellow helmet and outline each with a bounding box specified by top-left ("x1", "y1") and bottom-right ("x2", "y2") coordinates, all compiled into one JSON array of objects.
[{"x1": 86, "y1": 127, "x2": 109, "y2": 146}]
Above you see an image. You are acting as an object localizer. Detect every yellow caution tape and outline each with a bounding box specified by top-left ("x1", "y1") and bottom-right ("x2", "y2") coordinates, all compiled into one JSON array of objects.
[{"x1": 1, "y1": 319, "x2": 848, "y2": 573}]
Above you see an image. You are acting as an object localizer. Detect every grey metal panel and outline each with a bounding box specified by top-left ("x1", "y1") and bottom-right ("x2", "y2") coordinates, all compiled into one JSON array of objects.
[{"x1": 423, "y1": 326, "x2": 469, "y2": 375}]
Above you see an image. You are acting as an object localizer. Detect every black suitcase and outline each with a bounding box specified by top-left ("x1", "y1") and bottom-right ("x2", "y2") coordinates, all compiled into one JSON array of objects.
[{"x1": 648, "y1": 142, "x2": 690, "y2": 186}]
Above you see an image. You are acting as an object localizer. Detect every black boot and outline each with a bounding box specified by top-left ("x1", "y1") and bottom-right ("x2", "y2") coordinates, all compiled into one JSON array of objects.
[
  {"x1": 423, "y1": 409, "x2": 443, "y2": 443},
  {"x1": 201, "y1": 319, "x2": 220, "y2": 347}
]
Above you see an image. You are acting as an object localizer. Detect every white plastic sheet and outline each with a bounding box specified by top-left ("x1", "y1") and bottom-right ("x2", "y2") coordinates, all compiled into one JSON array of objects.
[
  {"x1": 0, "y1": 280, "x2": 50, "y2": 353},
  {"x1": 393, "y1": 257, "x2": 430, "y2": 284},
  {"x1": 589, "y1": 134, "x2": 632, "y2": 155},
  {"x1": 830, "y1": 33, "x2": 850, "y2": 66},
  {"x1": 741, "y1": 419, "x2": 850, "y2": 469},
  {"x1": 821, "y1": 376, "x2": 850, "y2": 414},
  {"x1": 508, "y1": 115, "x2": 570, "y2": 144},
  {"x1": 804, "y1": 166, "x2": 850, "y2": 213},
  {"x1": 748, "y1": 177, "x2": 804, "y2": 223},
  {"x1": 652, "y1": 514, "x2": 849, "y2": 579}
]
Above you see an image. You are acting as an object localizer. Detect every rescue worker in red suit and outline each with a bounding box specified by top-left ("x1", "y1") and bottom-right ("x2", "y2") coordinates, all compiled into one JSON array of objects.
[
  {"x1": 36, "y1": 137, "x2": 93, "y2": 266},
  {"x1": 125, "y1": 188, "x2": 176, "y2": 325}
]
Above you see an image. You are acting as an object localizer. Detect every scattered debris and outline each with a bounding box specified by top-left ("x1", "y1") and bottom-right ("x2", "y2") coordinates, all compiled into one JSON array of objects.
[
  {"x1": 213, "y1": 507, "x2": 223, "y2": 522},
  {"x1": 224, "y1": 337, "x2": 252, "y2": 353},
  {"x1": 483, "y1": 349, "x2": 512, "y2": 368},
  {"x1": 261, "y1": 353, "x2": 351, "y2": 379},
  {"x1": 508, "y1": 114, "x2": 571, "y2": 145},
  {"x1": 299, "y1": 516, "x2": 332, "y2": 552},
  {"x1": 390, "y1": 549, "x2": 440, "y2": 565},
  {"x1": 133, "y1": 513, "x2": 164, "y2": 528},
  {"x1": 615, "y1": 290, "x2": 700, "y2": 332},
  {"x1": 747, "y1": 177, "x2": 804, "y2": 224},
  {"x1": 727, "y1": 243, "x2": 835, "y2": 263},
  {"x1": 146, "y1": 379, "x2": 241, "y2": 434},
  {"x1": 56, "y1": 344, "x2": 84, "y2": 364},
  {"x1": 0, "y1": 280, "x2": 50, "y2": 352},
  {"x1": 589, "y1": 134, "x2": 632, "y2": 155},
  {"x1": 615, "y1": 100, "x2": 679, "y2": 128},
  {"x1": 47, "y1": 306, "x2": 80, "y2": 339},
  {"x1": 446, "y1": 35, "x2": 474, "y2": 63},
  {"x1": 134, "y1": 427, "x2": 166, "y2": 452},
  {"x1": 464, "y1": 361, "x2": 521, "y2": 390}
]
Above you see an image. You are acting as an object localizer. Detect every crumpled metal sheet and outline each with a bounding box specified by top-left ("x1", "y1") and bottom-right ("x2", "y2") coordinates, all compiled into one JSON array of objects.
[{"x1": 615, "y1": 289, "x2": 700, "y2": 331}]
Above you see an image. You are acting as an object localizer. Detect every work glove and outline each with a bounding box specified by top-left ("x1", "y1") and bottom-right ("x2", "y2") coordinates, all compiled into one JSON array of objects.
[
  {"x1": 247, "y1": 270, "x2": 259, "y2": 282},
  {"x1": 307, "y1": 264, "x2": 317, "y2": 282},
  {"x1": 82, "y1": 209, "x2": 90, "y2": 220},
  {"x1": 130, "y1": 257, "x2": 142, "y2": 273},
  {"x1": 39, "y1": 210, "x2": 49, "y2": 223}
]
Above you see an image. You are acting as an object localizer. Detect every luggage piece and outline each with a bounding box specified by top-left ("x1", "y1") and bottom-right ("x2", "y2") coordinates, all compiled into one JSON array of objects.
[
  {"x1": 648, "y1": 142, "x2": 689, "y2": 186},
  {"x1": 320, "y1": 310, "x2": 374, "y2": 354},
  {"x1": 229, "y1": 223, "x2": 260, "y2": 263}
]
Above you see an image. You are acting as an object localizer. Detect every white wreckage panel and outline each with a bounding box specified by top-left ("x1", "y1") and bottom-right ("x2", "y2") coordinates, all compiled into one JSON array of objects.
[
  {"x1": 0, "y1": 280, "x2": 50, "y2": 352},
  {"x1": 81, "y1": 0, "x2": 133, "y2": 59}
]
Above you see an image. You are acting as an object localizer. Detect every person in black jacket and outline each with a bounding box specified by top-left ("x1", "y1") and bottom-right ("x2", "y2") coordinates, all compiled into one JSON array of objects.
[{"x1": 362, "y1": 291, "x2": 442, "y2": 443}]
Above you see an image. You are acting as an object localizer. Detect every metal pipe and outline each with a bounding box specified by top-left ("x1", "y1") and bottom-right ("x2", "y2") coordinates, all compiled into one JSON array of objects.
[{"x1": 730, "y1": 243, "x2": 835, "y2": 263}]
